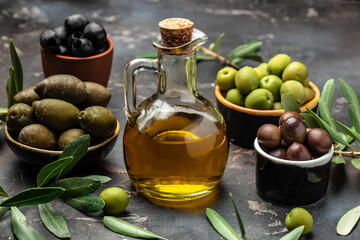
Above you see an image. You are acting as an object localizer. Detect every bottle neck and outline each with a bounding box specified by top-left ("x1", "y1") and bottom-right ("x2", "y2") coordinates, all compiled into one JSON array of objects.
[{"x1": 158, "y1": 51, "x2": 197, "y2": 95}]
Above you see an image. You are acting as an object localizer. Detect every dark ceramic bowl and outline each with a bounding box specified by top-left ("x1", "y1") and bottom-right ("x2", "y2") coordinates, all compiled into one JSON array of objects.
[
  {"x1": 40, "y1": 37, "x2": 113, "y2": 87},
  {"x1": 4, "y1": 121, "x2": 120, "y2": 166},
  {"x1": 254, "y1": 138, "x2": 333, "y2": 206},
  {"x1": 215, "y1": 82, "x2": 320, "y2": 149}
]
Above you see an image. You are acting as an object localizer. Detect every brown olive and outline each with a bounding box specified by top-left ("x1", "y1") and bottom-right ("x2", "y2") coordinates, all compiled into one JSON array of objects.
[
  {"x1": 278, "y1": 111, "x2": 302, "y2": 126},
  {"x1": 281, "y1": 117, "x2": 307, "y2": 145},
  {"x1": 286, "y1": 142, "x2": 312, "y2": 161},
  {"x1": 257, "y1": 124, "x2": 281, "y2": 149},
  {"x1": 269, "y1": 148, "x2": 286, "y2": 159},
  {"x1": 306, "y1": 128, "x2": 332, "y2": 156}
]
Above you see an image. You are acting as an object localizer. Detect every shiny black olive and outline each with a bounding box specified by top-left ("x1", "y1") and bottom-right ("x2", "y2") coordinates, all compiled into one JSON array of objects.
[
  {"x1": 71, "y1": 38, "x2": 94, "y2": 57},
  {"x1": 54, "y1": 26, "x2": 68, "y2": 45},
  {"x1": 278, "y1": 111, "x2": 302, "y2": 126},
  {"x1": 40, "y1": 29, "x2": 61, "y2": 53},
  {"x1": 94, "y1": 41, "x2": 109, "y2": 55},
  {"x1": 84, "y1": 22, "x2": 107, "y2": 47},
  {"x1": 67, "y1": 31, "x2": 84, "y2": 48},
  {"x1": 257, "y1": 124, "x2": 281, "y2": 149},
  {"x1": 306, "y1": 128, "x2": 332, "y2": 156},
  {"x1": 286, "y1": 142, "x2": 312, "y2": 161},
  {"x1": 64, "y1": 14, "x2": 89, "y2": 33},
  {"x1": 281, "y1": 116, "x2": 307, "y2": 145}
]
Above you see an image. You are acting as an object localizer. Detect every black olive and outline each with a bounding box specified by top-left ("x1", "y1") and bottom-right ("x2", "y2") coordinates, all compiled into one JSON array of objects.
[
  {"x1": 257, "y1": 124, "x2": 281, "y2": 149},
  {"x1": 84, "y1": 22, "x2": 107, "y2": 47},
  {"x1": 57, "y1": 45, "x2": 70, "y2": 56},
  {"x1": 64, "y1": 14, "x2": 89, "y2": 33},
  {"x1": 54, "y1": 26, "x2": 68, "y2": 45},
  {"x1": 72, "y1": 38, "x2": 94, "y2": 57},
  {"x1": 94, "y1": 41, "x2": 109, "y2": 55},
  {"x1": 40, "y1": 29, "x2": 61, "y2": 53},
  {"x1": 67, "y1": 31, "x2": 84, "y2": 48}
]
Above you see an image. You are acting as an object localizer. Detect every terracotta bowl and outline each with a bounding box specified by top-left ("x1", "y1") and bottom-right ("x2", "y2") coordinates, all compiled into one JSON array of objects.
[
  {"x1": 254, "y1": 138, "x2": 333, "y2": 206},
  {"x1": 215, "y1": 82, "x2": 320, "y2": 149},
  {"x1": 4, "y1": 121, "x2": 120, "y2": 166},
  {"x1": 40, "y1": 37, "x2": 114, "y2": 87}
]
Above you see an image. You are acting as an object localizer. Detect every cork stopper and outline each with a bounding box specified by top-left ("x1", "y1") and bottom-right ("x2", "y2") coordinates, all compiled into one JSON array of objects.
[{"x1": 159, "y1": 18, "x2": 194, "y2": 47}]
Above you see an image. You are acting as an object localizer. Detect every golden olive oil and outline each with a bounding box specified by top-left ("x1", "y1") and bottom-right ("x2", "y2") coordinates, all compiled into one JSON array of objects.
[{"x1": 123, "y1": 110, "x2": 228, "y2": 201}]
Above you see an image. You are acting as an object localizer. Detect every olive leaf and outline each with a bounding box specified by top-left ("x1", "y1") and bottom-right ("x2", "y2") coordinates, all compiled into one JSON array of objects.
[
  {"x1": 0, "y1": 107, "x2": 7, "y2": 122},
  {"x1": 305, "y1": 108, "x2": 350, "y2": 148},
  {"x1": 83, "y1": 175, "x2": 111, "y2": 184},
  {"x1": 348, "y1": 104, "x2": 360, "y2": 134},
  {"x1": 339, "y1": 79, "x2": 359, "y2": 107},
  {"x1": 279, "y1": 225, "x2": 304, "y2": 240},
  {"x1": 0, "y1": 198, "x2": 9, "y2": 219},
  {"x1": 10, "y1": 39, "x2": 23, "y2": 93},
  {"x1": 37, "y1": 156, "x2": 74, "y2": 187},
  {"x1": 1, "y1": 187, "x2": 64, "y2": 207},
  {"x1": 226, "y1": 40, "x2": 262, "y2": 61},
  {"x1": 337, "y1": 205, "x2": 360, "y2": 236},
  {"x1": 38, "y1": 203, "x2": 71, "y2": 238},
  {"x1": 351, "y1": 159, "x2": 360, "y2": 170},
  {"x1": 281, "y1": 95, "x2": 301, "y2": 113},
  {"x1": 300, "y1": 113, "x2": 321, "y2": 128},
  {"x1": 318, "y1": 98, "x2": 337, "y2": 130},
  {"x1": 64, "y1": 195, "x2": 105, "y2": 213},
  {"x1": 321, "y1": 79, "x2": 335, "y2": 112},
  {"x1": 206, "y1": 208, "x2": 242, "y2": 240},
  {"x1": 53, "y1": 177, "x2": 101, "y2": 199},
  {"x1": 332, "y1": 156, "x2": 346, "y2": 164},
  {"x1": 56, "y1": 134, "x2": 90, "y2": 179},
  {"x1": 6, "y1": 67, "x2": 16, "y2": 108},
  {"x1": 104, "y1": 216, "x2": 167, "y2": 240},
  {"x1": 11, "y1": 207, "x2": 43, "y2": 240},
  {"x1": 229, "y1": 193, "x2": 246, "y2": 240},
  {"x1": 333, "y1": 119, "x2": 360, "y2": 143},
  {"x1": 209, "y1": 32, "x2": 224, "y2": 53},
  {"x1": 0, "y1": 185, "x2": 10, "y2": 198},
  {"x1": 0, "y1": 205, "x2": 9, "y2": 219}
]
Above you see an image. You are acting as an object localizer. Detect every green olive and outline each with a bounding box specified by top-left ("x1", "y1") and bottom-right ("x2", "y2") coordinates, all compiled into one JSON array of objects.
[
  {"x1": 267, "y1": 54, "x2": 292, "y2": 77},
  {"x1": 282, "y1": 61, "x2": 308, "y2": 85},
  {"x1": 216, "y1": 67, "x2": 237, "y2": 91},
  {"x1": 235, "y1": 66, "x2": 259, "y2": 95},
  {"x1": 78, "y1": 106, "x2": 117, "y2": 138},
  {"x1": 32, "y1": 99, "x2": 80, "y2": 131},
  {"x1": 285, "y1": 207, "x2": 313, "y2": 235},
  {"x1": 6, "y1": 103, "x2": 34, "y2": 134},
  {"x1": 100, "y1": 187, "x2": 129, "y2": 215},
  {"x1": 280, "y1": 80, "x2": 306, "y2": 105},
  {"x1": 18, "y1": 124, "x2": 57, "y2": 150},
  {"x1": 80, "y1": 82, "x2": 112, "y2": 108},
  {"x1": 13, "y1": 86, "x2": 40, "y2": 105},
  {"x1": 225, "y1": 88, "x2": 244, "y2": 106}
]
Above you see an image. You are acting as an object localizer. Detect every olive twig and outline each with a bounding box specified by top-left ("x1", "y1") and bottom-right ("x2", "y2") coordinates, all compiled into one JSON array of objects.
[
  {"x1": 198, "y1": 46, "x2": 241, "y2": 69},
  {"x1": 334, "y1": 150, "x2": 360, "y2": 156}
]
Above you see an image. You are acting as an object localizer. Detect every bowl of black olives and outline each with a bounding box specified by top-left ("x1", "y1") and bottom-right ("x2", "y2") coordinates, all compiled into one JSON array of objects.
[
  {"x1": 4, "y1": 74, "x2": 120, "y2": 166},
  {"x1": 254, "y1": 112, "x2": 334, "y2": 206},
  {"x1": 40, "y1": 14, "x2": 113, "y2": 87}
]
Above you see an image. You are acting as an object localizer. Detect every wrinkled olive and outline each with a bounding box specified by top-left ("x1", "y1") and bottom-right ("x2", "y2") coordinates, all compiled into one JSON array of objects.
[
  {"x1": 18, "y1": 124, "x2": 57, "y2": 150},
  {"x1": 58, "y1": 128, "x2": 85, "y2": 150},
  {"x1": 6, "y1": 103, "x2": 34, "y2": 134}
]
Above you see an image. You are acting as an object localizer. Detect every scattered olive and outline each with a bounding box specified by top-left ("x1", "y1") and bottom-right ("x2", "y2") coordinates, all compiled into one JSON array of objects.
[
  {"x1": 281, "y1": 117, "x2": 307, "y2": 145},
  {"x1": 306, "y1": 128, "x2": 332, "y2": 156},
  {"x1": 285, "y1": 142, "x2": 312, "y2": 161},
  {"x1": 257, "y1": 124, "x2": 281, "y2": 149}
]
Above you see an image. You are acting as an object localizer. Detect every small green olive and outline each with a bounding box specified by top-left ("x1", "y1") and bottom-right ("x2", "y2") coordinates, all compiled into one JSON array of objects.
[{"x1": 100, "y1": 187, "x2": 129, "y2": 215}]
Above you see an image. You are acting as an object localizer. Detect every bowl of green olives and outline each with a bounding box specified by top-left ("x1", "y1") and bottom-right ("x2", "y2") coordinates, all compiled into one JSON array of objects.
[
  {"x1": 215, "y1": 54, "x2": 320, "y2": 148},
  {"x1": 4, "y1": 74, "x2": 119, "y2": 166},
  {"x1": 254, "y1": 112, "x2": 334, "y2": 206},
  {"x1": 40, "y1": 14, "x2": 113, "y2": 87}
]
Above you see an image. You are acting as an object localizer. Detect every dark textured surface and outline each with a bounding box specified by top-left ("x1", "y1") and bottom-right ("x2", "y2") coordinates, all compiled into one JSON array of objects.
[{"x1": 1, "y1": 0, "x2": 360, "y2": 239}]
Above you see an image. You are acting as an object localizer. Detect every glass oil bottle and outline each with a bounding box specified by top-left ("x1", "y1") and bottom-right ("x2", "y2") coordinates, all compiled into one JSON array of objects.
[{"x1": 123, "y1": 18, "x2": 229, "y2": 201}]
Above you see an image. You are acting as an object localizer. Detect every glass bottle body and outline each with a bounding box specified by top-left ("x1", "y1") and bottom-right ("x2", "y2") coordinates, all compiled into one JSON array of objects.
[{"x1": 123, "y1": 30, "x2": 229, "y2": 200}]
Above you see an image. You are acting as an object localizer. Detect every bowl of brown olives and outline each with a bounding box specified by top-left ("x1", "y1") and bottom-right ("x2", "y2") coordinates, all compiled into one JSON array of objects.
[
  {"x1": 4, "y1": 74, "x2": 120, "y2": 166},
  {"x1": 40, "y1": 14, "x2": 113, "y2": 87},
  {"x1": 254, "y1": 112, "x2": 334, "y2": 206},
  {"x1": 215, "y1": 54, "x2": 320, "y2": 149}
]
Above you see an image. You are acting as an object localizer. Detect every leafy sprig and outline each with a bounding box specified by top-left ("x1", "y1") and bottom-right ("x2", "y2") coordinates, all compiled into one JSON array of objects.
[{"x1": 137, "y1": 33, "x2": 263, "y2": 70}]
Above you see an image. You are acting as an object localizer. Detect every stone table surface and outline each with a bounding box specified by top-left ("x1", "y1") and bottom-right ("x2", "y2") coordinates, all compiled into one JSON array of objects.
[{"x1": 0, "y1": 0, "x2": 360, "y2": 239}]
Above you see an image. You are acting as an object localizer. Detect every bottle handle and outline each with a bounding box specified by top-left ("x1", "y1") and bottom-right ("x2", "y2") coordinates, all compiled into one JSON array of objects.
[{"x1": 124, "y1": 58, "x2": 158, "y2": 120}]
